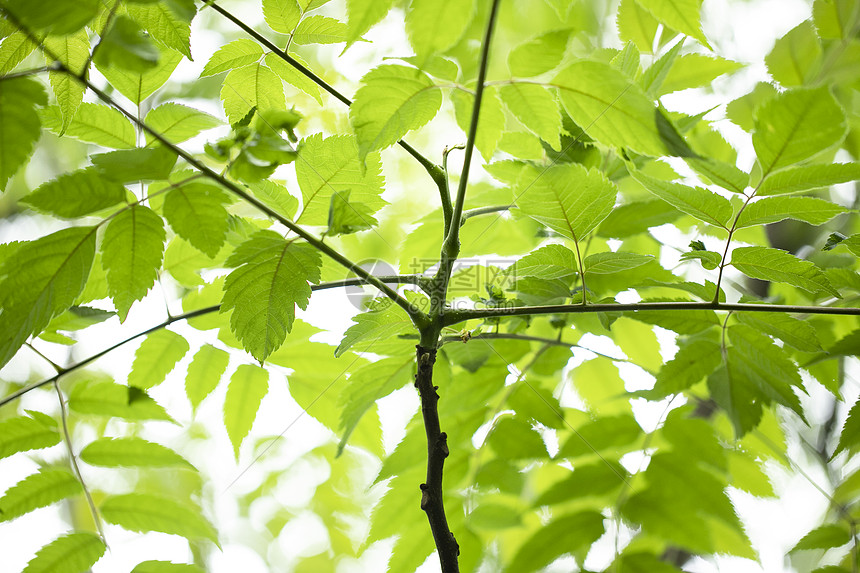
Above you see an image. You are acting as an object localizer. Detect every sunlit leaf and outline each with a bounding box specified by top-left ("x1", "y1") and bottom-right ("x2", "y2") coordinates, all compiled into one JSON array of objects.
[
  {"x1": 101, "y1": 493, "x2": 219, "y2": 545},
  {"x1": 22, "y1": 533, "x2": 105, "y2": 573},
  {"x1": 730, "y1": 246, "x2": 839, "y2": 298},
  {"x1": 0, "y1": 468, "x2": 80, "y2": 522},
  {"x1": 224, "y1": 364, "x2": 269, "y2": 459}
]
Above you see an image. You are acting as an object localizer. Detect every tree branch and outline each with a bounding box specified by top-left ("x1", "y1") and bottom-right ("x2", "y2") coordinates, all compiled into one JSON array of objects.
[{"x1": 460, "y1": 204, "x2": 510, "y2": 225}]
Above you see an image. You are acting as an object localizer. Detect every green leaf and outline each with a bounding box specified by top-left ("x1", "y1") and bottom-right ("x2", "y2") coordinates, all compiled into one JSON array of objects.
[
  {"x1": 0, "y1": 414, "x2": 60, "y2": 460},
  {"x1": 338, "y1": 357, "x2": 412, "y2": 454},
  {"x1": 639, "y1": 41, "x2": 683, "y2": 98},
  {"x1": 295, "y1": 133, "x2": 385, "y2": 225},
  {"x1": 451, "y1": 86, "x2": 506, "y2": 161},
  {"x1": 42, "y1": 30, "x2": 89, "y2": 134},
  {"x1": 634, "y1": 0, "x2": 709, "y2": 47},
  {"x1": 511, "y1": 244, "x2": 579, "y2": 279},
  {"x1": 101, "y1": 493, "x2": 219, "y2": 546},
  {"x1": 597, "y1": 198, "x2": 681, "y2": 238},
  {"x1": 81, "y1": 437, "x2": 193, "y2": 468},
  {"x1": 224, "y1": 364, "x2": 269, "y2": 459},
  {"x1": 516, "y1": 163, "x2": 617, "y2": 241},
  {"x1": 263, "y1": 0, "x2": 302, "y2": 33},
  {"x1": 554, "y1": 60, "x2": 684, "y2": 157},
  {"x1": 39, "y1": 103, "x2": 137, "y2": 149},
  {"x1": 508, "y1": 30, "x2": 569, "y2": 76},
  {"x1": 685, "y1": 157, "x2": 749, "y2": 194},
  {"x1": 336, "y1": 299, "x2": 413, "y2": 357},
  {"x1": 680, "y1": 249, "x2": 721, "y2": 270},
  {"x1": 735, "y1": 312, "x2": 822, "y2": 352},
  {"x1": 757, "y1": 163, "x2": 860, "y2": 196},
  {"x1": 128, "y1": 329, "x2": 189, "y2": 390},
  {"x1": 200, "y1": 39, "x2": 263, "y2": 77},
  {"x1": 68, "y1": 380, "x2": 174, "y2": 422},
  {"x1": 629, "y1": 298, "x2": 720, "y2": 334},
  {"x1": 327, "y1": 189, "x2": 377, "y2": 235},
  {"x1": 163, "y1": 182, "x2": 230, "y2": 257},
  {"x1": 248, "y1": 179, "x2": 299, "y2": 220},
  {"x1": 499, "y1": 83, "x2": 561, "y2": 150},
  {"x1": 631, "y1": 170, "x2": 732, "y2": 228},
  {"x1": 814, "y1": 0, "x2": 860, "y2": 39},
  {"x1": 790, "y1": 524, "x2": 852, "y2": 552},
  {"x1": 94, "y1": 16, "x2": 161, "y2": 73},
  {"x1": 730, "y1": 246, "x2": 839, "y2": 298},
  {"x1": 126, "y1": 0, "x2": 195, "y2": 60},
  {"x1": 765, "y1": 21, "x2": 821, "y2": 87},
  {"x1": 405, "y1": 0, "x2": 475, "y2": 65},
  {"x1": 0, "y1": 32, "x2": 37, "y2": 75},
  {"x1": 185, "y1": 344, "x2": 229, "y2": 410},
  {"x1": 659, "y1": 53, "x2": 742, "y2": 95},
  {"x1": 92, "y1": 146, "x2": 178, "y2": 183},
  {"x1": 534, "y1": 462, "x2": 628, "y2": 505},
  {"x1": 293, "y1": 15, "x2": 348, "y2": 45},
  {"x1": 221, "y1": 231, "x2": 322, "y2": 362},
  {"x1": 506, "y1": 511, "x2": 605, "y2": 573},
  {"x1": 22, "y1": 533, "x2": 105, "y2": 573},
  {"x1": 350, "y1": 64, "x2": 442, "y2": 162},
  {"x1": 753, "y1": 87, "x2": 847, "y2": 177},
  {"x1": 617, "y1": 0, "x2": 660, "y2": 54},
  {"x1": 2, "y1": 0, "x2": 98, "y2": 35},
  {"x1": 737, "y1": 196, "x2": 846, "y2": 228},
  {"x1": 144, "y1": 103, "x2": 222, "y2": 145},
  {"x1": 833, "y1": 398, "x2": 860, "y2": 458},
  {"x1": 486, "y1": 416, "x2": 548, "y2": 459},
  {"x1": 102, "y1": 205, "x2": 166, "y2": 321},
  {"x1": 131, "y1": 561, "x2": 204, "y2": 573},
  {"x1": 650, "y1": 339, "x2": 722, "y2": 397},
  {"x1": 265, "y1": 51, "x2": 324, "y2": 104},
  {"x1": 584, "y1": 251, "x2": 653, "y2": 274},
  {"x1": 345, "y1": 0, "x2": 396, "y2": 46},
  {"x1": 220, "y1": 63, "x2": 285, "y2": 125},
  {"x1": 22, "y1": 169, "x2": 127, "y2": 218},
  {"x1": 0, "y1": 226, "x2": 96, "y2": 368},
  {"x1": 0, "y1": 77, "x2": 45, "y2": 190},
  {"x1": 97, "y1": 41, "x2": 182, "y2": 104},
  {"x1": 0, "y1": 468, "x2": 80, "y2": 522}
]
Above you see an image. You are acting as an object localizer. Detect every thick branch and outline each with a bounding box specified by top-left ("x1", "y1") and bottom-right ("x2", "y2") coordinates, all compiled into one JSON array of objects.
[
  {"x1": 443, "y1": 301, "x2": 860, "y2": 327},
  {"x1": 414, "y1": 344, "x2": 459, "y2": 572}
]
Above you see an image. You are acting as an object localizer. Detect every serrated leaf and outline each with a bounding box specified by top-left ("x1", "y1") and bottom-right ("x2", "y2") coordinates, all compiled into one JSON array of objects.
[
  {"x1": 506, "y1": 511, "x2": 605, "y2": 573},
  {"x1": 730, "y1": 246, "x2": 839, "y2": 298},
  {"x1": 201, "y1": 39, "x2": 263, "y2": 77},
  {"x1": 765, "y1": 21, "x2": 821, "y2": 87},
  {"x1": 617, "y1": 0, "x2": 660, "y2": 53},
  {"x1": 42, "y1": 30, "x2": 89, "y2": 134},
  {"x1": 293, "y1": 15, "x2": 347, "y2": 44},
  {"x1": 265, "y1": 51, "x2": 324, "y2": 104},
  {"x1": 736, "y1": 196, "x2": 846, "y2": 228},
  {"x1": 629, "y1": 298, "x2": 719, "y2": 334},
  {"x1": 224, "y1": 364, "x2": 269, "y2": 459},
  {"x1": 499, "y1": 83, "x2": 561, "y2": 150},
  {"x1": 22, "y1": 532, "x2": 105, "y2": 573},
  {"x1": 96, "y1": 42, "x2": 182, "y2": 104},
  {"x1": 833, "y1": 398, "x2": 860, "y2": 458},
  {"x1": 131, "y1": 561, "x2": 204, "y2": 573},
  {"x1": 0, "y1": 32, "x2": 37, "y2": 75},
  {"x1": 102, "y1": 205, "x2": 166, "y2": 321},
  {"x1": 185, "y1": 344, "x2": 229, "y2": 410},
  {"x1": 535, "y1": 462, "x2": 628, "y2": 506},
  {"x1": 0, "y1": 414, "x2": 59, "y2": 460},
  {"x1": 221, "y1": 231, "x2": 321, "y2": 362},
  {"x1": 295, "y1": 133, "x2": 385, "y2": 225},
  {"x1": 508, "y1": 30, "x2": 569, "y2": 76},
  {"x1": 790, "y1": 524, "x2": 852, "y2": 552},
  {"x1": 511, "y1": 244, "x2": 579, "y2": 279},
  {"x1": 336, "y1": 299, "x2": 413, "y2": 357},
  {"x1": 220, "y1": 63, "x2": 285, "y2": 125},
  {"x1": 101, "y1": 493, "x2": 219, "y2": 546},
  {"x1": 651, "y1": 339, "x2": 722, "y2": 397},
  {"x1": 814, "y1": 0, "x2": 859, "y2": 39},
  {"x1": 680, "y1": 249, "x2": 721, "y2": 270},
  {"x1": 736, "y1": 312, "x2": 822, "y2": 353},
  {"x1": 641, "y1": 41, "x2": 684, "y2": 99},
  {"x1": 94, "y1": 16, "x2": 161, "y2": 73},
  {"x1": 635, "y1": 0, "x2": 709, "y2": 47},
  {"x1": 80, "y1": 437, "x2": 193, "y2": 468},
  {"x1": 753, "y1": 87, "x2": 847, "y2": 177},
  {"x1": 263, "y1": 0, "x2": 302, "y2": 33},
  {"x1": 632, "y1": 170, "x2": 732, "y2": 228},
  {"x1": 584, "y1": 251, "x2": 653, "y2": 274},
  {"x1": 163, "y1": 182, "x2": 230, "y2": 257},
  {"x1": 597, "y1": 198, "x2": 682, "y2": 238},
  {"x1": 685, "y1": 157, "x2": 749, "y2": 194},
  {"x1": 0, "y1": 468, "x2": 81, "y2": 522},
  {"x1": 350, "y1": 64, "x2": 442, "y2": 162},
  {"x1": 0, "y1": 77, "x2": 45, "y2": 190},
  {"x1": 144, "y1": 103, "x2": 222, "y2": 145},
  {"x1": 345, "y1": 0, "x2": 396, "y2": 46},
  {"x1": 128, "y1": 329, "x2": 189, "y2": 389},
  {"x1": 516, "y1": 162, "x2": 617, "y2": 241},
  {"x1": 68, "y1": 380, "x2": 174, "y2": 422},
  {"x1": 405, "y1": 0, "x2": 475, "y2": 65},
  {"x1": 91, "y1": 146, "x2": 178, "y2": 183},
  {"x1": 660, "y1": 53, "x2": 742, "y2": 95},
  {"x1": 327, "y1": 189, "x2": 377, "y2": 235},
  {"x1": 126, "y1": 0, "x2": 195, "y2": 60},
  {"x1": 0, "y1": 226, "x2": 96, "y2": 368},
  {"x1": 554, "y1": 60, "x2": 685, "y2": 157},
  {"x1": 451, "y1": 86, "x2": 505, "y2": 161},
  {"x1": 22, "y1": 168, "x2": 126, "y2": 218},
  {"x1": 337, "y1": 357, "x2": 412, "y2": 454},
  {"x1": 757, "y1": 163, "x2": 860, "y2": 196},
  {"x1": 39, "y1": 103, "x2": 136, "y2": 149}
]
